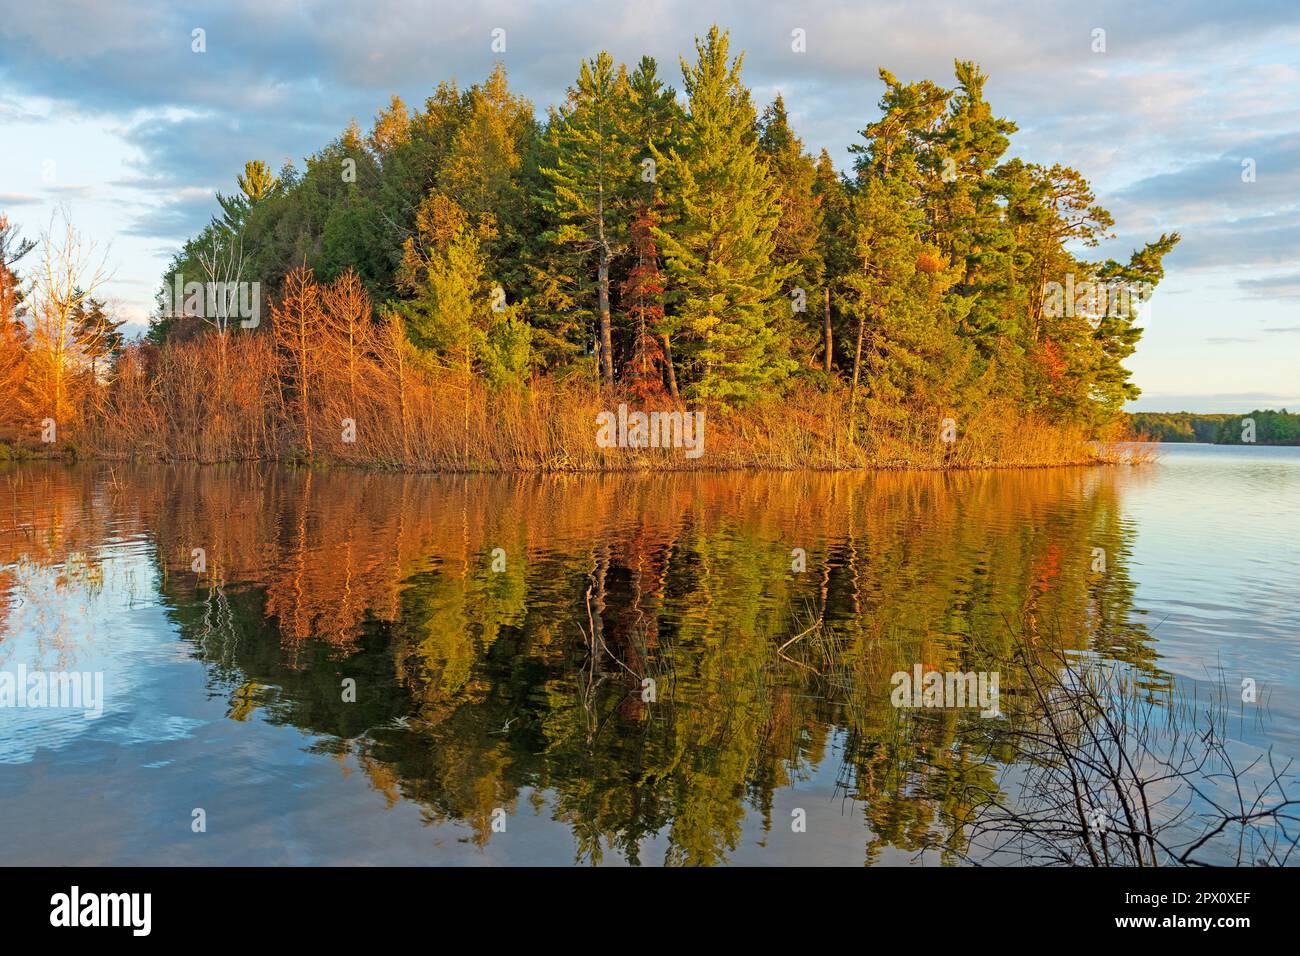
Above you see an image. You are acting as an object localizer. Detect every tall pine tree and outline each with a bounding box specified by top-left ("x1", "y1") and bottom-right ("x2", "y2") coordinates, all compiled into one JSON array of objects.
[
  {"x1": 540, "y1": 52, "x2": 635, "y2": 385},
  {"x1": 758, "y1": 94, "x2": 824, "y2": 367},
  {"x1": 656, "y1": 26, "x2": 793, "y2": 404}
]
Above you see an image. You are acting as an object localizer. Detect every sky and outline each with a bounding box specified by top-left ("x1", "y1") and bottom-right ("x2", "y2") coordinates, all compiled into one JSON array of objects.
[{"x1": 1, "y1": 0, "x2": 1297, "y2": 413}]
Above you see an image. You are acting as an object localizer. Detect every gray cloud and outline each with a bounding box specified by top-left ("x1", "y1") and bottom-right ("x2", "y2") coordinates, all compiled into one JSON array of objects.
[
  {"x1": 118, "y1": 192, "x2": 226, "y2": 240},
  {"x1": 1098, "y1": 130, "x2": 1300, "y2": 271},
  {"x1": 1240, "y1": 273, "x2": 1300, "y2": 299}
]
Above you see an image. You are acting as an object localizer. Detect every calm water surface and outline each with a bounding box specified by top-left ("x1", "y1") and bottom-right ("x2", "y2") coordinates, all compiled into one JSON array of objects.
[{"x1": 1, "y1": 445, "x2": 1297, "y2": 865}]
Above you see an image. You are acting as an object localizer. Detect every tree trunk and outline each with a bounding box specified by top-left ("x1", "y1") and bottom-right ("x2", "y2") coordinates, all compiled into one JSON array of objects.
[
  {"x1": 299, "y1": 325, "x2": 312, "y2": 457},
  {"x1": 848, "y1": 312, "x2": 866, "y2": 444},
  {"x1": 596, "y1": 163, "x2": 614, "y2": 387},
  {"x1": 464, "y1": 345, "x2": 471, "y2": 464},
  {"x1": 391, "y1": 333, "x2": 409, "y2": 462},
  {"x1": 661, "y1": 333, "x2": 679, "y2": 400},
  {"x1": 822, "y1": 286, "x2": 833, "y2": 372},
  {"x1": 398, "y1": 353, "x2": 409, "y2": 462},
  {"x1": 598, "y1": 252, "x2": 613, "y2": 386}
]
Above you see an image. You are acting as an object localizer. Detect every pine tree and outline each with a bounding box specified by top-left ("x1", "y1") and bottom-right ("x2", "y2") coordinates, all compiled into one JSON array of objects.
[
  {"x1": 396, "y1": 192, "x2": 491, "y2": 370},
  {"x1": 0, "y1": 216, "x2": 33, "y2": 435},
  {"x1": 0, "y1": 213, "x2": 35, "y2": 330},
  {"x1": 72, "y1": 294, "x2": 126, "y2": 381},
  {"x1": 397, "y1": 191, "x2": 531, "y2": 421},
  {"x1": 812, "y1": 150, "x2": 852, "y2": 371},
  {"x1": 621, "y1": 205, "x2": 669, "y2": 401},
  {"x1": 655, "y1": 25, "x2": 794, "y2": 404},
  {"x1": 1088, "y1": 233, "x2": 1179, "y2": 420},
  {"x1": 540, "y1": 52, "x2": 635, "y2": 386},
  {"x1": 238, "y1": 160, "x2": 278, "y2": 202},
  {"x1": 925, "y1": 61, "x2": 1018, "y2": 348},
  {"x1": 846, "y1": 84, "x2": 966, "y2": 440},
  {"x1": 218, "y1": 160, "x2": 280, "y2": 233},
  {"x1": 758, "y1": 94, "x2": 824, "y2": 365},
  {"x1": 625, "y1": 56, "x2": 683, "y2": 198},
  {"x1": 316, "y1": 124, "x2": 387, "y2": 285},
  {"x1": 625, "y1": 56, "x2": 683, "y2": 390},
  {"x1": 441, "y1": 65, "x2": 538, "y2": 293},
  {"x1": 134, "y1": 42, "x2": 1180, "y2": 442},
  {"x1": 370, "y1": 81, "x2": 471, "y2": 288},
  {"x1": 1010, "y1": 161, "x2": 1114, "y2": 418},
  {"x1": 368, "y1": 94, "x2": 411, "y2": 157}
]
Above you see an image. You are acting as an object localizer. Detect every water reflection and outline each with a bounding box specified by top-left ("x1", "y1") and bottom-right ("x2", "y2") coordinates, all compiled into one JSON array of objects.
[{"x1": 0, "y1": 461, "x2": 1200, "y2": 864}]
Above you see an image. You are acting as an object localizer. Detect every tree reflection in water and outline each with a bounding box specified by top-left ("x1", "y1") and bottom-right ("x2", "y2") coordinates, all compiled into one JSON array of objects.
[{"x1": 1, "y1": 463, "x2": 1168, "y2": 865}]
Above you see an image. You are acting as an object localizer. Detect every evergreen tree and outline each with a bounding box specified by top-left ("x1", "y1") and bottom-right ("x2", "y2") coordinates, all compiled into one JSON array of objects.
[
  {"x1": 621, "y1": 205, "x2": 670, "y2": 400},
  {"x1": 1087, "y1": 233, "x2": 1179, "y2": 420},
  {"x1": 655, "y1": 25, "x2": 794, "y2": 403},
  {"x1": 368, "y1": 94, "x2": 411, "y2": 157},
  {"x1": 758, "y1": 94, "x2": 824, "y2": 365},
  {"x1": 397, "y1": 192, "x2": 490, "y2": 364},
  {"x1": 847, "y1": 74, "x2": 971, "y2": 438},
  {"x1": 1009, "y1": 161, "x2": 1115, "y2": 418},
  {"x1": 138, "y1": 39, "x2": 1181, "y2": 439},
  {"x1": 926, "y1": 61, "x2": 1018, "y2": 349},
  {"x1": 625, "y1": 55, "x2": 683, "y2": 200},
  {"x1": 812, "y1": 149, "x2": 852, "y2": 371},
  {"x1": 0, "y1": 214, "x2": 35, "y2": 326},
  {"x1": 0, "y1": 215, "x2": 35, "y2": 433},
  {"x1": 441, "y1": 65, "x2": 538, "y2": 293},
  {"x1": 217, "y1": 160, "x2": 279, "y2": 234},
  {"x1": 540, "y1": 52, "x2": 635, "y2": 386},
  {"x1": 397, "y1": 192, "x2": 531, "y2": 397},
  {"x1": 72, "y1": 293, "x2": 126, "y2": 381},
  {"x1": 624, "y1": 56, "x2": 683, "y2": 388},
  {"x1": 368, "y1": 82, "x2": 472, "y2": 287}
]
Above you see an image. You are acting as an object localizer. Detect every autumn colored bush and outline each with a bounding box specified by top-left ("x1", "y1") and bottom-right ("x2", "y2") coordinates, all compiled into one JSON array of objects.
[{"x1": 69, "y1": 267, "x2": 1117, "y2": 471}]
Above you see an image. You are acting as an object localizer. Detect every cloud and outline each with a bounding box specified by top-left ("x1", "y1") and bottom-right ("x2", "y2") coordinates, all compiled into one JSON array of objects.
[
  {"x1": 1099, "y1": 130, "x2": 1300, "y2": 271},
  {"x1": 1240, "y1": 273, "x2": 1300, "y2": 299},
  {"x1": 0, "y1": 193, "x2": 43, "y2": 206},
  {"x1": 0, "y1": 95, "x2": 46, "y2": 123},
  {"x1": 45, "y1": 184, "x2": 95, "y2": 199},
  {"x1": 119, "y1": 195, "x2": 221, "y2": 240}
]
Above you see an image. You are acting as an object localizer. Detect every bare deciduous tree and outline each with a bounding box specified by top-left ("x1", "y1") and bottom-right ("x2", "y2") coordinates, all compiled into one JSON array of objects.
[{"x1": 23, "y1": 212, "x2": 112, "y2": 436}]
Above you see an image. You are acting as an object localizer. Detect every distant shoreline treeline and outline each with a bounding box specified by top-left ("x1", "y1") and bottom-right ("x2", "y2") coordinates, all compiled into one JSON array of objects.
[
  {"x1": 1129, "y1": 409, "x2": 1300, "y2": 444},
  {"x1": 0, "y1": 25, "x2": 1175, "y2": 470}
]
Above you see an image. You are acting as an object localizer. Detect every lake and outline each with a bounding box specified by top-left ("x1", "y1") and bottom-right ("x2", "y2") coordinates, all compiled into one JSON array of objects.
[{"x1": 1, "y1": 444, "x2": 1297, "y2": 865}]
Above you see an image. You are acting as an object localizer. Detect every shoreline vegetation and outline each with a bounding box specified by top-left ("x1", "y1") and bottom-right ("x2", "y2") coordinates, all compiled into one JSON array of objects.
[
  {"x1": 1, "y1": 26, "x2": 1178, "y2": 473},
  {"x1": 1129, "y1": 409, "x2": 1300, "y2": 445},
  {"x1": 15, "y1": 383, "x2": 1153, "y2": 473}
]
